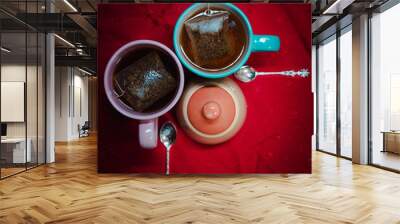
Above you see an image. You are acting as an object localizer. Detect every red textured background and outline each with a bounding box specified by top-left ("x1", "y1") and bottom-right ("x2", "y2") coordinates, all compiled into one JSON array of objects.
[{"x1": 97, "y1": 3, "x2": 313, "y2": 174}]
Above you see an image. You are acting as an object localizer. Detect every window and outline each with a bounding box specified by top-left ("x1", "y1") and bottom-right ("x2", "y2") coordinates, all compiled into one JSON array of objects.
[
  {"x1": 339, "y1": 28, "x2": 352, "y2": 158},
  {"x1": 370, "y1": 2, "x2": 400, "y2": 171},
  {"x1": 317, "y1": 36, "x2": 337, "y2": 154},
  {"x1": 316, "y1": 25, "x2": 353, "y2": 159}
]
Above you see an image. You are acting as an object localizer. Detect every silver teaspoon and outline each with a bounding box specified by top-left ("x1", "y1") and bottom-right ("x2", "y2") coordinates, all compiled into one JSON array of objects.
[
  {"x1": 234, "y1": 65, "x2": 309, "y2": 83},
  {"x1": 160, "y1": 122, "x2": 177, "y2": 175}
]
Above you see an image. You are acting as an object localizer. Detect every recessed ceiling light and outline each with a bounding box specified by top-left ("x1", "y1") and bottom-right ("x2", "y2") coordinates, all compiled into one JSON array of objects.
[
  {"x1": 322, "y1": 0, "x2": 354, "y2": 15},
  {"x1": 1, "y1": 47, "x2": 11, "y2": 53},
  {"x1": 54, "y1": 34, "x2": 75, "y2": 48},
  {"x1": 63, "y1": 0, "x2": 78, "y2": 12},
  {"x1": 76, "y1": 48, "x2": 85, "y2": 55},
  {"x1": 77, "y1": 67, "x2": 93, "y2": 76}
]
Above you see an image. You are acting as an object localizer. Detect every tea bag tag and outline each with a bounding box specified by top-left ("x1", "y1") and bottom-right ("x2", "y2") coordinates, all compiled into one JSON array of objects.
[
  {"x1": 204, "y1": 3, "x2": 212, "y2": 16},
  {"x1": 187, "y1": 8, "x2": 228, "y2": 22}
]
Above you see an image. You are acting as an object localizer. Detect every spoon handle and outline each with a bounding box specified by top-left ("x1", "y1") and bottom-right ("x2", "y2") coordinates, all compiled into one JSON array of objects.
[
  {"x1": 256, "y1": 69, "x2": 309, "y2": 77},
  {"x1": 166, "y1": 147, "x2": 170, "y2": 175}
]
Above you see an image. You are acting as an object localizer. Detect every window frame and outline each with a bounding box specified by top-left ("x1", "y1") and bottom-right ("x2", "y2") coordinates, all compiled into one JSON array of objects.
[{"x1": 315, "y1": 24, "x2": 353, "y2": 161}]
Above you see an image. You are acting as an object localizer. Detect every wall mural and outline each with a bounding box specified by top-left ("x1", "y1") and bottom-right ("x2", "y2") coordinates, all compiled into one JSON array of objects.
[{"x1": 98, "y1": 3, "x2": 312, "y2": 174}]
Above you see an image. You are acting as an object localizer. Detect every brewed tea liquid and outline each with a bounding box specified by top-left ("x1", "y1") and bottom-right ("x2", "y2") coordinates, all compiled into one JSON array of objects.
[{"x1": 180, "y1": 8, "x2": 247, "y2": 72}]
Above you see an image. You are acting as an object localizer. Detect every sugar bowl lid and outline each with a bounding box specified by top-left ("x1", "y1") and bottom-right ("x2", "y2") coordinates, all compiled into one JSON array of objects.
[
  {"x1": 177, "y1": 78, "x2": 247, "y2": 145},
  {"x1": 187, "y1": 86, "x2": 236, "y2": 135}
]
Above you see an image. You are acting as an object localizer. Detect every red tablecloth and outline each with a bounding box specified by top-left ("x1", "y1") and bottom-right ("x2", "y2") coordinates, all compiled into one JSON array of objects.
[{"x1": 98, "y1": 3, "x2": 312, "y2": 174}]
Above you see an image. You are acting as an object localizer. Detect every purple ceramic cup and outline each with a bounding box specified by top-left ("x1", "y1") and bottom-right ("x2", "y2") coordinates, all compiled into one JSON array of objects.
[{"x1": 104, "y1": 40, "x2": 184, "y2": 149}]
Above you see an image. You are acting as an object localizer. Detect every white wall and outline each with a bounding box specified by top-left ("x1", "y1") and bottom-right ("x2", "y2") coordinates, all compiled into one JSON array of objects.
[
  {"x1": 1, "y1": 65, "x2": 27, "y2": 140},
  {"x1": 1, "y1": 65, "x2": 40, "y2": 137},
  {"x1": 72, "y1": 73, "x2": 89, "y2": 138},
  {"x1": 88, "y1": 77, "x2": 98, "y2": 132},
  {"x1": 55, "y1": 67, "x2": 69, "y2": 141},
  {"x1": 55, "y1": 67, "x2": 89, "y2": 141}
]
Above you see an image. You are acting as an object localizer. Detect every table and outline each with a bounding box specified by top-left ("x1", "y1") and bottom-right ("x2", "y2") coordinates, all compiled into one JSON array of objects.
[{"x1": 1, "y1": 138, "x2": 32, "y2": 164}]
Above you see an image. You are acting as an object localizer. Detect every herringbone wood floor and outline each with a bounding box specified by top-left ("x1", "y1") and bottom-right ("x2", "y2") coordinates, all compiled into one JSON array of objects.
[{"x1": 1, "y1": 135, "x2": 400, "y2": 224}]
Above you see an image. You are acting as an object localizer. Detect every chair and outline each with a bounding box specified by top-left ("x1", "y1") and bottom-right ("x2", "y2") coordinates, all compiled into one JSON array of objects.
[{"x1": 78, "y1": 121, "x2": 90, "y2": 138}]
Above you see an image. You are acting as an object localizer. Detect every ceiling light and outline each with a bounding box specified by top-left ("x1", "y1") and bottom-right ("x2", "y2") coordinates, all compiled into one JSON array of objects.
[
  {"x1": 1, "y1": 47, "x2": 11, "y2": 53},
  {"x1": 63, "y1": 0, "x2": 78, "y2": 12},
  {"x1": 78, "y1": 67, "x2": 93, "y2": 76},
  {"x1": 54, "y1": 34, "x2": 75, "y2": 48},
  {"x1": 322, "y1": 0, "x2": 355, "y2": 15},
  {"x1": 76, "y1": 48, "x2": 86, "y2": 56}
]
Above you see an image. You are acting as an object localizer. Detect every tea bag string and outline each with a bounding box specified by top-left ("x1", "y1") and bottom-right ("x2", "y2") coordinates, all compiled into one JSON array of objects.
[
  {"x1": 205, "y1": 3, "x2": 211, "y2": 16},
  {"x1": 114, "y1": 79, "x2": 126, "y2": 98}
]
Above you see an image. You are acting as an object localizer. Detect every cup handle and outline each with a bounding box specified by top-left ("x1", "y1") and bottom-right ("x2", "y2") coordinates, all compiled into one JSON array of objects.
[
  {"x1": 139, "y1": 118, "x2": 158, "y2": 149},
  {"x1": 252, "y1": 35, "x2": 280, "y2": 52}
]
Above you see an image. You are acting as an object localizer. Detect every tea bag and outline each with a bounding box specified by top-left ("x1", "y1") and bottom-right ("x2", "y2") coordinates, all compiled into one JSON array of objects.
[
  {"x1": 113, "y1": 51, "x2": 177, "y2": 112},
  {"x1": 184, "y1": 9, "x2": 235, "y2": 68}
]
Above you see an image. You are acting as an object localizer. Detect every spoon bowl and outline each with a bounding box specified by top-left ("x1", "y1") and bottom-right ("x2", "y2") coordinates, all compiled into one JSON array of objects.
[
  {"x1": 160, "y1": 122, "x2": 177, "y2": 175},
  {"x1": 234, "y1": 65, "x2": 257, "y2": 83}
]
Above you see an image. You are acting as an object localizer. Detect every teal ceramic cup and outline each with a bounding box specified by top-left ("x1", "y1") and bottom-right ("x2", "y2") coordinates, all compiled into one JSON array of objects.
[{"x1": 173, "y1": 3, "x2": 280, "y2": 79}]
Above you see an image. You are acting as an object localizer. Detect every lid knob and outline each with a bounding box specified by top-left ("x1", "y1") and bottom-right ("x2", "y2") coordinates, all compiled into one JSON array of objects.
[{"x1": 202, "y1": 101, "x2": 221, "y2": 120}]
